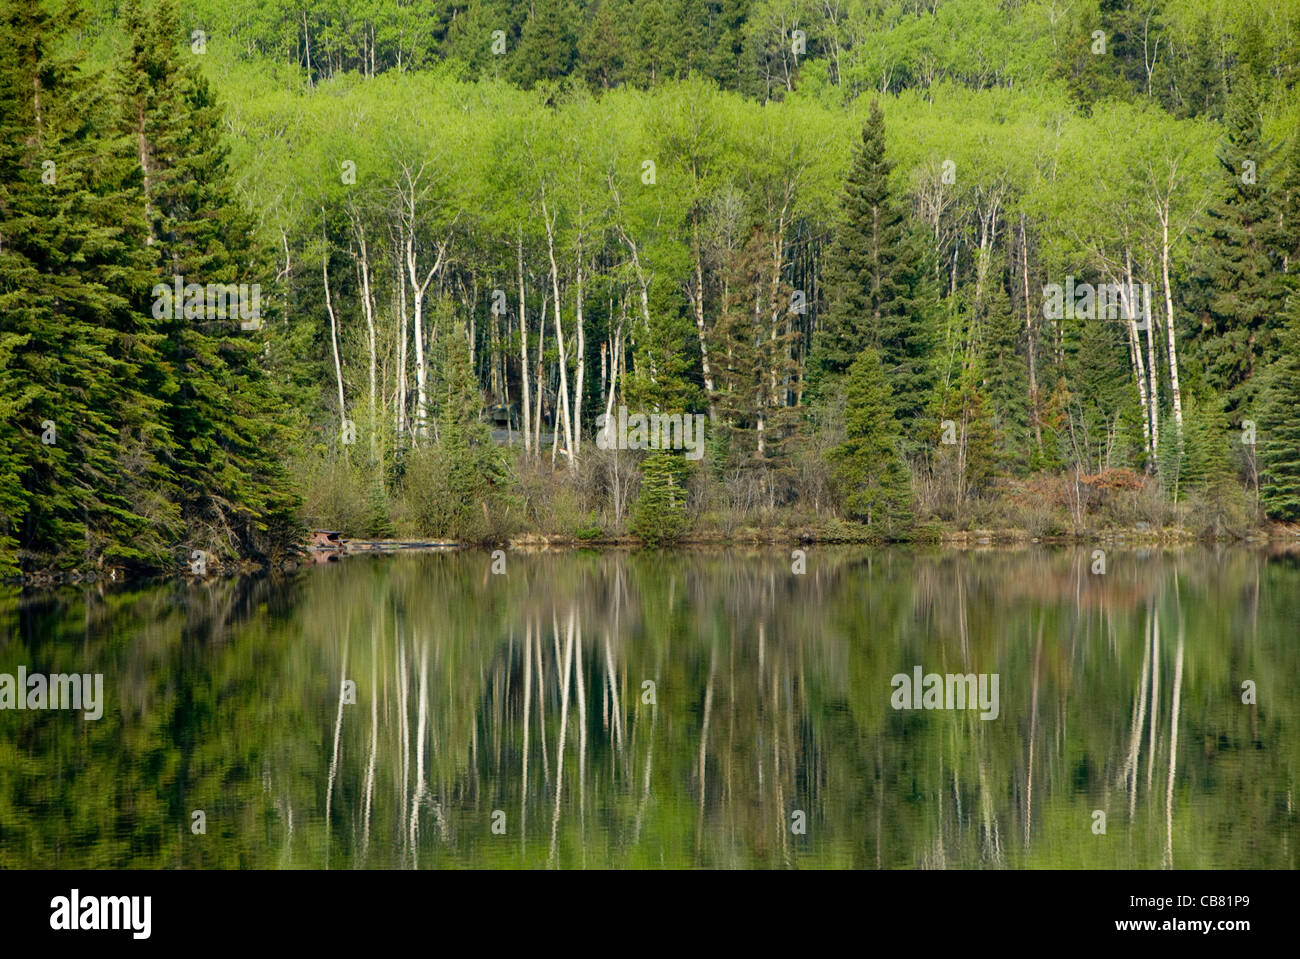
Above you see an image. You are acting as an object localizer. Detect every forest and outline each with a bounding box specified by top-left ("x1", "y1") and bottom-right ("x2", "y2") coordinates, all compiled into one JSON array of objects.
[{"x1": 3, "y1": 0, "x2": 1300, "y2": 576}]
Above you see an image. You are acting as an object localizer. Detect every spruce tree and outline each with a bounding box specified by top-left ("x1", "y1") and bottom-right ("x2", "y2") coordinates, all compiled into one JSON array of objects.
[
  {"x1": 0, "y1": 0, "x2": 178, "y2": 571},
  {"x1": 579, "y1": 1, "x2": 625, "y2": 90},
  {"x1": 1187, "y1": 49, "x2": 1286, "y2": 425},
  {"x1": 978, "y1": 268, "x2": 1031, "y2": 475},
  {"x1": 418, "y1": 319, "x2": 514, "y2": 540},
  {"x1": 812, "y1": 100, "x2": 936, "y2": 429},
  {"x1": 1258, "y1": 305, "x2": 1300, "y2": 520},
  {"x1": 1180, "y1": 393, "x2": 1236, "y2": 494},
  {"x1": 119, "y1": 0, "x2": 299, "y2": 563},
  {"x1": 1068, "y1": 311, "x2": 1141, "y2": 472},
  {"x1": 827, "y1": 348, "x2": 912, "y2": 531},
  {"x1": 631, "y1": 451, "x2": 690, "y2": 546},
  {"x1": 513, "y1": 0, "x2": 579, "y2": 89}
]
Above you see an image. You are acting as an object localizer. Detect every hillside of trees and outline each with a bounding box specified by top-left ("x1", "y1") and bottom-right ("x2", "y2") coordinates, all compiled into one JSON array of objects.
[{"x1": 4, "y1": 0, "x2": 1300, "y2": 576}]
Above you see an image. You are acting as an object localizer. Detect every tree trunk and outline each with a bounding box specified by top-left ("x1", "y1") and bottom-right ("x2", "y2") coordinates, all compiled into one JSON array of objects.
[
  {"x1": 352, "y1": 221, "x2": 377, "y2": 456},
  {"x1": 323, "y1": 237, "x2": 347, "y2": 445},
  {"x1": 1161, "y1": 219, "x2": 1184, "y2": 434},
  {"x1": 518, "y1": 233, "x2": 531, "y2": 454},
  {"x1": 693, "y1": 223, "x2": 717, "y2": 420},
  {"x1": 1021, "y1": 216, "x2": 1042, "y2": 452},
  {"x1": 543, "y1": 197, "x2": 575, "y2": 469}
]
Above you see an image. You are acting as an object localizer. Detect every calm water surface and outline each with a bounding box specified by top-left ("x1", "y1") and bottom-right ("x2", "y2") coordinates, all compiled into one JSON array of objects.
[{"x1": 2, "y1": 547, "x2": 1297, "y2": 868}]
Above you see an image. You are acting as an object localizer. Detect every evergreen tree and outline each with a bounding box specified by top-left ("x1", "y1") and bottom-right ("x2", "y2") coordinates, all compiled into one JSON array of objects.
[
  {"x1": 514, "y1": 0, "x2": 579, "y2": 89},
  {"x1": 827, "y1": 348, "x2": 912, "y2": 530},
  {"x1": 707, "y1": 0, "x2": 751, "y2": 91},
  {"x1": 631, "y1": 451, "x2": 690, "y2": 546},
  {"x1": 1179, "y1": 392, "x2": 1236, "y2": 494},
  {"x1": 1050, "y1": 6, "x2": 1134, "y2": 114},
  {"x1": 622, "y1": 281, "x2": 700, "y2": 415},
  {"x1": 1258, "y1": 305, "x2": 1300, "y2": 520},
  {"x1": 1164, "y1": 14, "x2": 1226, "y2": 119},
  {"x1": 579, "y1": 0, "x2": 626, "y2": 90},
  {"x1": 978, "y1": 268, "x2": 1031, "y2": 475},
  {"x1": 811, "y1": 100, "x2": 936, "y2": 430},
  {"x1": 411, "y1": 318, "x2": 514, "y2": 540},
  {"x1": 119, "y1": 0, "x2": 300, "y2": 563},
  {"x1": 1066, "y1": 310, "x2": 1140, "y2": 473},
  {"x1": 0, "y1": 0, "x2": 178, "y2": 571},
  {"x1": 1186, "y1": 41, "x2": 1286, "y2": 425},
  {"x1": 628, "y1": 0, "x2": 670, "y2": 86}
]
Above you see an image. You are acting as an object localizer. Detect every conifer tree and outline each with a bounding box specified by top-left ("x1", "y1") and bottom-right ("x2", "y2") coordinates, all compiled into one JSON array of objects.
[
  {"x1": 119, "y1": 0, "x2": 299, "y2": 562},
  {"x1": 1179, "y1": 393, "x2": 1236, "y2": 494},
  {"x1": 410, "y1": 318, "x2": 513, "y2": 540},
  {"x1": 1258, "y1": 305, "x2": 1300, "y2": 521},
  {"x1": 631, "y1": 451, "x2": 690, "y2": 546},
  {"x1": 978, "y1": 269, "x2": 1031, "y2": 475},
  {"x1": 1187, "y1": 48, "x2": 1286, "y2": 425},
  {"x1": 514, "y1": 0, "x2": 579, "y2": 89},
  {"x1": 579, "y1": 1, "x2": 626, "y2": 90},
  {"x1": 812, "y1": 100, "x2": 936, "y2": 429},
  {"x1": 0, "y1": 0, "x2": 178, "y2": 571},
  {"x1": 827, "y1": 348, "x2": 912, "y2": 530}
]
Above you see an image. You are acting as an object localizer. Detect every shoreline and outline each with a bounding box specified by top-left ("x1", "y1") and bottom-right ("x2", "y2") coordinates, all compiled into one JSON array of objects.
[{"x1": 8, "y1": 523, "x2": 1300, "y2": 588}]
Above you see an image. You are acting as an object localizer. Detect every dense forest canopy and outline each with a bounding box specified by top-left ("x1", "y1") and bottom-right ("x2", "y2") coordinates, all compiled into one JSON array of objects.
[{"x1": 3, "y1": 0, "x2": 1300, "y2": 575}]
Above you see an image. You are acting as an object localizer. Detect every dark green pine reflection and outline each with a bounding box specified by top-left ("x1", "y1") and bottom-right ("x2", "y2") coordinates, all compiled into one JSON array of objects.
[{"x1": 1, "y1": 547, "x2": 1297, "y2": 869}]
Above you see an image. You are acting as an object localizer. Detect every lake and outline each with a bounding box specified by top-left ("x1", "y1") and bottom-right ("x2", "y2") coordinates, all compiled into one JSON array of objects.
[{"x1": 1, "y1": 547, "x2": 1296, "y2": 869}]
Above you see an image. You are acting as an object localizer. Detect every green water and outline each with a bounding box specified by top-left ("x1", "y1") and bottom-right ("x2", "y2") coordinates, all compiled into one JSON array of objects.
[{"x1": 1, "y1": 547, "x2": 1297, "y2": 869}]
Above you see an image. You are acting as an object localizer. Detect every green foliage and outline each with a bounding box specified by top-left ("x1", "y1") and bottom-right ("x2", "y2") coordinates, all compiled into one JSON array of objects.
[
  {"x1": 631, "y1": 451, "x2": 690, "y2": 546},
  {"x1": 401, "y1": 319, "x2": 516, "y2": 542},
  {"x1": 1259, "y1": 307, "x2": 1300, "y2": 521},
  {"x1": 978, "y1": 266, "x2": 1030, "y2": 475},
  {"x1": 8, "y1": 0, "x2": 1300, "y2": 571},
  {"x1": 827, "y1": 348, "x2": 912, "y2": 532},
  {"x1": 0, "y1": 0, "x2": 300, "y2": 576},
  {"x1": 0, "y1": 0, "x2": 180, "y2": 571},
  {"x1": 812, "y1": 101, "x2": 936, "y2": 432},
  {"x1": 1186, "y1": 65, "x2": 1288, "y2": 423}
]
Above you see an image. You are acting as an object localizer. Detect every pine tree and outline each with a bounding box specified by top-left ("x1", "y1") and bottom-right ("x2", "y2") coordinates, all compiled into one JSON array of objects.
[
  {"x1": 827, "y1": 348, "x2": 912, "y2": 531},
  {"x1": 120, "y1": 0, "x2": 300, "y2": 564},
  {"x1": 579, "y1": 0, "x2": 625, "y2": 90},
  {"x1": 811, "y1": 100, "x2": 936, "y2": 430},
  {"x1": 978, "y1": 268, "x2": 1031, "y2": 475},
  {"x1": 631, "y1": 451, "x2": 690, "y2": 546},
  {"x1": 513, "y1": 0, "x2": 578, "y2": 89},
  {"x1": 1186, "y1": 42, "x2": 1286, "y2": 425},
  {"x1": 0, "y1": 0, "x2": 178, "y2": 571},
  {"x1": 1258, "y1": 305, "x2": 1300, "y2": 520}
]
